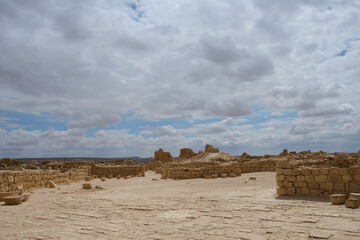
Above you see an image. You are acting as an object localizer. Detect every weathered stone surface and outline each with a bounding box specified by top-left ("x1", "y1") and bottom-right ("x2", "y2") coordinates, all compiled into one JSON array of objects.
[
  {"x1": 349, "y1": 193, "x2": 360, "y2": 204},
  {"x1": 48, "y1": 180, "x2": 56, "y2": 188},
  {"x1": 3, "y1": 194, "x2": 29, "y2": 205},
  {"x1": 178, "y1": 148, "x2": 197, "y2": 160},
  {"x1": 329, "y1": 194, "x2": 346, "y2": 205},
  {"x1": 154, "y1": 148, "x2": 174, "y2": 162},
  {"x1": 0, "y1": 192, "x2": 14, "y2": 201},
  {"x1": 204, "y1": 144, "x2": 219, "y2": 153},
  {"x1": 83, "y1": 183, "x2": 92, "y2": 189},
  {"x1": 345, "y1": 198, "x2": 359, "y2": 208}
]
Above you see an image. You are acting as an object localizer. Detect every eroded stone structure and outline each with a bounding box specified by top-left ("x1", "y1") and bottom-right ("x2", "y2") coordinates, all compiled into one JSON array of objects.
[
  {"x1": 0, "y1": 166, "x2": 89, "y2": 193},
  {"x1": 276, "y1": 152, "x2": 360, "y2": 197},
  {"x1": 91, "y1": 165, "x2": 145, "y2": 178}
]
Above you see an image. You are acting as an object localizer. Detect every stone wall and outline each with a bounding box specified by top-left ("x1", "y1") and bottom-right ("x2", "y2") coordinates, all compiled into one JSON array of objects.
[
  {"x1": 161, "y1": 162, "x2": 241, "y2": 179},
  {"x1": 276, "y1": 160, "x2": 360, "y2": 197},
  {"x1": 91, "y1": 165, "x2": 145, "y2": 178},
  {"x1": 238, "y1": 159, "x2": 276, "y2": 173},
  {"x1": 0, "y1": 166, "x2": 89, "y2": 193}
]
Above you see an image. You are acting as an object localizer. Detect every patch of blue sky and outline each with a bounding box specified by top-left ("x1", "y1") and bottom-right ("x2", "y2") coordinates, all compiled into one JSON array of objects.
[
  {"x1": 126, "y1": 1, "x2": 144, "y2": 22},
  {"x1": 0, "y1": 110, "x2": 67, "y2": 131},
  {"x1": 336, "y1": 49, "x2": 347, "y2": 57}
]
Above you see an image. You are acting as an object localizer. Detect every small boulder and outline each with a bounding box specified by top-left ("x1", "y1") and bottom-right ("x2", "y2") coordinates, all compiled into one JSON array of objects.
[
  {"x1": 349, "y1": 193, "x2": 360, "y2": 204},
  {"x1": 48, "y1": 181, "x2": 56, "y2": 188},
  {"x1": 0, "y1": 192, "x2": 14, "y2": 201}
]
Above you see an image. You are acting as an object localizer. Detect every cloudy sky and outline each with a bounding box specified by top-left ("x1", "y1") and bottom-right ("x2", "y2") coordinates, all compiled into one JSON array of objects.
[{"x1": 0, "y1": 0, "x2": 359, "y2": 158}]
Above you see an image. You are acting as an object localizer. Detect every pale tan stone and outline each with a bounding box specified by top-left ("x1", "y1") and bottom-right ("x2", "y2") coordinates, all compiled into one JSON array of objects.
[
  {"x1": 345, "y1": 198, "x2": 359, "y2": 209},
  {"x1": 329, "y1": 194, "x2": 346, "y2": 205}
]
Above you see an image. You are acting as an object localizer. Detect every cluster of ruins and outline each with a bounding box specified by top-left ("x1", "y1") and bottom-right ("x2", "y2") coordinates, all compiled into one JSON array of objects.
[{"x1": 1, "y1": 145, "x2": 359, "y2": 207}]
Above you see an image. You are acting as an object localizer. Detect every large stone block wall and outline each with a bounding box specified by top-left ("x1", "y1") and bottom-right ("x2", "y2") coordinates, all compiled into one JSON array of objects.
[
  {"x1": 276, "y1": 160, "x2": 360, "y2": 197},
  {"x1": 91, "y1": 165, "x2": 145, "y2": 178},
  {"x1": 0, "y1": 166, "x2": 89, "y2": 193},
  {"x1": 161, "y1": 163, "x2": 242, "y2": 179},
  {"x1": 238, "y1": 159, "x2": 276, "y2": 173}
]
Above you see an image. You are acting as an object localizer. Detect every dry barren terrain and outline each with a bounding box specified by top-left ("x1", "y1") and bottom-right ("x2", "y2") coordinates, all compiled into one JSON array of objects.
[{"x1": 1, "y1": 171, "x2": 359, "y2": 240}]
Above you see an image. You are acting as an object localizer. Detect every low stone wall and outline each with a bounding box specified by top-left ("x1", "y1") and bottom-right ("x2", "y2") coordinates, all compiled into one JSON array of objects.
[
  {"x1": 161, "y1": 163, "x2": 242, "y2": 179},
  {"x1": 276, "y1": 160, "x2": 360, "y2": 197},
  {"x1": 238, "y1": 159, "x2": 276, "y2": 173},
  {"x1": 0, "y1": 166, "x2": 89, "y2": 193},
  {"x1": 91, "y1": 165, "x2": 145, "y2": 178}
]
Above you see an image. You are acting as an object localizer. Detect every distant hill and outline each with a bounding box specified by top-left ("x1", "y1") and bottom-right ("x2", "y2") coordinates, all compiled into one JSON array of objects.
[{"x1": 15, "y1": 157, "x2": 154, "y2": 164}]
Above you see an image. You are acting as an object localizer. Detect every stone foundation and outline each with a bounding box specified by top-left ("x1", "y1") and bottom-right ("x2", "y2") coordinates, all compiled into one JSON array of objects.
[
  {"x1": 0, "y1": 166, "x2": 89, "y2": 193},
  {"x1": 91, "y1": 165, "x2": 145, "y2": 178},
  {"x1": 161, "y1": 162, "x2": 241, "y2": 179},
  {"x1": 238, "y1": 159, "x2": 276, "y2": 173},
  {"x1": 276, "y1": 160, "x2": 360, "y2": 197}
]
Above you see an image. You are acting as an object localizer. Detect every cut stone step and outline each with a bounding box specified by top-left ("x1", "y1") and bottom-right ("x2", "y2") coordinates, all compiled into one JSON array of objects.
[
  {"x1": 329, "y1": 194, "x2": 346, "y2": 205},
  {"x1": 345, "y1": 198, "x2": 359, "y2": 209},
  {"x1": 349, "y1": 193, "x2": 360, "y2": 204}
]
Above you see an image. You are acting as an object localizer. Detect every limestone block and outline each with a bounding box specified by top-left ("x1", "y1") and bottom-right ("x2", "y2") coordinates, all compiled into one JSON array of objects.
[
  {"x1": 301, "y1": 188, "x2": 310, "y2": 196},
  {"x1": 108, "y1": 174, "x2": 113, "y2": 179},
  {"x1": 3, "y1": 195, "x2": 23, "y2": 205},
  {"x1": 294, "y1": 181, "x2": 307, "y2": 188},
  {"x1": 296, "y1": 175, "x2": 306, "y2": 182},
  {"x1": 329, "y1": 194, "x2": 346, "y2": 204},
  {"x1": 293, "y1": 169, "x2": 301, "y2": 175},
  {"x1": 342, "y1": 175, "x2": 352, "y2": 182},
  {"x1": 354, "y1": 175, "x2": 360, "y2": 182},
  {"x1": 349, "y1": 166, "x2": 360, "y2": 175},
  {"x1": 312, "y1": 169, "x2": 320, "y2": 175},
  {"x1": 329, "y1": 168, "x2": 339, "y2": 175},
  {"x1": 276, "y1": 175, "x2": 285, "y2": 181},
  {"x1": 228, "y1": 173, "x2": 236, "y2": 178},
  {"x1": 295, "y1": 188, "x2": 302, "y2": 196},
  {"x1": 300, "y1": 168, "x2": 312, "y2": 175},
  {"x1": 327, "y1": 174, "x2": 341, "y2": 183},
  {"x1": 286, "y1": 176, "x2": 296, "y2": 182},
  {"x1": 349, "y1": 193, "x2": 360, "y2": 204},
  {"x1": 314, "y1": 175, "x2": 327, "y2": 183},
  {"x1": 0, "y1": 192, "x2": 14, "y2": 201},
  {"x1": 283, "y1": 181, "x2": 293, "y2": 188},
  {"x1": 333, "y1": 183, "x2": 346, "y2": 191},
  {"x1": 320, "y1": 169, "x2": 329, "y2": 175},
  {"x1": 310, "y1": 189, "x2": 321, "y2": 197},
  {"x1": 305, "y1": 175, "x2": 315, "y2": 183},
  {"x1": 276, "y1": 181, "x2": 284, "y2": 188},
  {"x1": 276, "y1": 187, "x2": 287, "y2": 195},
  {"x1": 287, "y1": 187, "x2": 295, "y2": 196},
  {"x1": 48, "y1": 181, "x2": 56, "y2": 188},
  {"x1": 83, "y1": 183, "x2": 92, "y2": 189},
  {"x1": 283, "y1": 169, "x2": 293, "y2": 176},
  {"x1": 345, "y1": 198, "x2": 359, "y2": 209},
  {"x1": 339, "y1": 168, "x2": 349, "y2": 175},
  {"x1": 319, "y1": 183, "x2": 333, "y2": 192},
  {"x1": 349, "y1": 181, "x2": 360, "y2": 193}
]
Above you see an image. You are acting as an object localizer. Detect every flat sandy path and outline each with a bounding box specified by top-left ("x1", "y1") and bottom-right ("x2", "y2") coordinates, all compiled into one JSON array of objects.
[{"x1": 1, "y1": 171, "x2": 359, "y2": 240}]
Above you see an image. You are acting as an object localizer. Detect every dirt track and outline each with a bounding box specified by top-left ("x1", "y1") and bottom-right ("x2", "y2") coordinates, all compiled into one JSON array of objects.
[{"x1": 1, "y1": 171, "x2": 359, "y2": 240}]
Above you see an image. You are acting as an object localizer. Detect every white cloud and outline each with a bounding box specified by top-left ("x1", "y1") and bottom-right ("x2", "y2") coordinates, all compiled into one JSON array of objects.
[{"x1": 0, "y1": 0, "x2": 359, "y2": 157}]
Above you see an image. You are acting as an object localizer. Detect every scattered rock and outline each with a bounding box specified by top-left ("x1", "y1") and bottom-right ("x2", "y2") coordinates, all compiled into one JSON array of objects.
[
  {"x1": 228, "y1": 173, "x2": 236, "y2": 178},
  {"x1": 221, "y1": 173, "x2": 228, "y2": 178},
  {"x1": 100, "y1": 177, "x2": 106, "y2": 181},
  {"x1": 308, "y1": 231, "x2": 332, "y2": 239},
  {"x1": 107, "y1": 174, "x2": 113, "y2": 179},
  {"x1": 211, "y1": 174, "x2": 218, "y2": 179},
  {"x1": 95, "y1": 185, "x2": 103, "y2": 189},
  {"x1": 3, "y1": 194, "x2": 30, "y2": 205},
  {"x1": 48, "y1": 181, "x2": 56, "y2": 188},
  {"x1": 248, "y1": 177, "x2": 257, "y2": 181},
  {"x1": 152, "y1": 178, "x2": 158, "y2": 181}
]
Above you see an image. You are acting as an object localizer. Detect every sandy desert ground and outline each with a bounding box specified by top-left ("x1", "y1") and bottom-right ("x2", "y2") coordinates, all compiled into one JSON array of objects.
[{"x1": 1, "y1": 171, "x2": 359, "y2": 240}]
